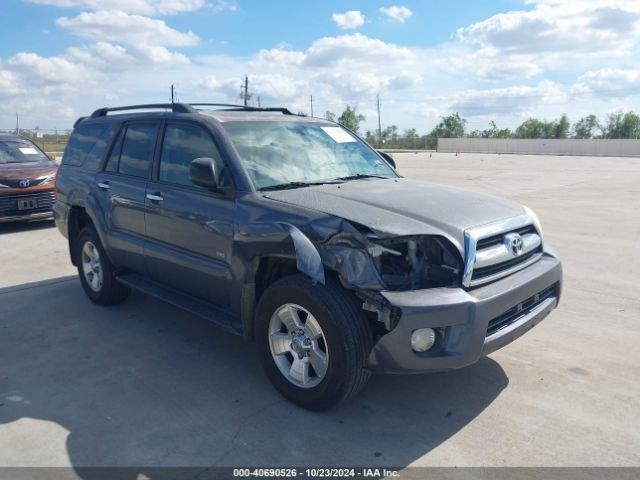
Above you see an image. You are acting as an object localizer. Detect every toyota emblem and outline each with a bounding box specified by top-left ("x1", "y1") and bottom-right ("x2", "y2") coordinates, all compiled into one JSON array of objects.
[{"x1": 504, "y1": 232, "x2": 524, "y2": 256}]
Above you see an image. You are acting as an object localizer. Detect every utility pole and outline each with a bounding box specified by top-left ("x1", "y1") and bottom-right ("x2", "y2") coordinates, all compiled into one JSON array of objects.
[
  {"x1": 242, "y1": 76, "x2": 249, "y2": 106},
  {"x1": 257, "y1": 96, "x2": 261, "y2": 108},
  {"x1": 310, "y1": 95, "x2": 314, "y2": 117},
  {"x1": 376, "y1": 94, "x2": 382, "y2": 145},
  {"x1": 15, "y1": 113, "x2": 19, "y2": 135},
  {"x1": 171, "y1": 84, "x2": 175, "y2": 103}
]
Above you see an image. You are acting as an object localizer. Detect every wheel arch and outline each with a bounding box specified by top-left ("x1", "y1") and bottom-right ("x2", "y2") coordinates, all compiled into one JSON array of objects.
[{"x1": 67, "y1": 206, "x2": 95, "y2": 266}]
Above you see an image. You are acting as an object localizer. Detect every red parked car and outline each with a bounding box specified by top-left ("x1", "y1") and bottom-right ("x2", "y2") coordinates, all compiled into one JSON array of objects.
[{"x1": 0, "y1": 134, "x2": 58, "y2": 223}]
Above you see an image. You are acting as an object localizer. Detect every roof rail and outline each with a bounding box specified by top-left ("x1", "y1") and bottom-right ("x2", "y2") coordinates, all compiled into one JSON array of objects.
[
  {"x1": 189, "y1": 103, "x2": 293, "y2": 115},
  {"x1": 90, "y1": 103, "x2": 196, "y2": 118}
]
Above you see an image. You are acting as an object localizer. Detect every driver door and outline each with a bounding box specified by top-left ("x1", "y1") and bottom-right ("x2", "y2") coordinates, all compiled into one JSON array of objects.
[{"x1": 144, "y1": 121, "x2": 235, "y2": 308}]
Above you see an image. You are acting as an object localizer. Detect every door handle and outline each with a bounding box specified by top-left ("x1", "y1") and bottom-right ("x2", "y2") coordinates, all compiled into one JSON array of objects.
[
  {"x1": 97, "y1": 181, "x2": 110, "y2": 190},
  {"x1": 146, "y1": 193, "x2": 164, "y2": 202}
]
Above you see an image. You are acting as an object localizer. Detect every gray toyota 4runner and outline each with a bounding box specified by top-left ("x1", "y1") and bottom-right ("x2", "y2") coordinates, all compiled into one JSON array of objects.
[{"x1": 54, "y1": 103, "x2": 562, "y2": 410}]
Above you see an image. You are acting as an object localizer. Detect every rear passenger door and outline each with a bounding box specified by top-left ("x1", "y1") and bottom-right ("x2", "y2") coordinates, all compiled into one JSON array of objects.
[
  {"x1": 95, "y1": 121, "x2": 160, "y2": 273},
  {"x1": 144, "y1": 121, "x2": 235, "y2": 307}
]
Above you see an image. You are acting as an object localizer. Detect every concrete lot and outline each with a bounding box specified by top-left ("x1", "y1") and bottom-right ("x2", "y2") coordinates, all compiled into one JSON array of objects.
[{"x1": 1, "y1": 152, "x2": 639, "y2": 472}]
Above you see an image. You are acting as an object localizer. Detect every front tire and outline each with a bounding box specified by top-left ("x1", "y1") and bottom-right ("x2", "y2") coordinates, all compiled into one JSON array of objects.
[
  {"x1": 76, "y1": 227, "x2": 130, "y2": 305},
  {"x1": 255, "y1": 274, "x2": 373, "y2": 410}
]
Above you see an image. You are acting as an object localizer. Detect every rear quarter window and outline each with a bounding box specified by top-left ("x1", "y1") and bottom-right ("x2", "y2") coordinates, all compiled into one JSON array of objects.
[{"x1": 63, "y1": 123, "x2": 112, "y2": 168}]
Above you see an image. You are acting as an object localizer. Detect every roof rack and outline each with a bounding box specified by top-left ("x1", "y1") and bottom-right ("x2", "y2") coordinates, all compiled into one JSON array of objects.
[
  {"x1": 189, "y1": 103, "x2": 293, "y2": 115},
  {"x1": 90, "y1": 103, "x2": 196, "y2": 118}
]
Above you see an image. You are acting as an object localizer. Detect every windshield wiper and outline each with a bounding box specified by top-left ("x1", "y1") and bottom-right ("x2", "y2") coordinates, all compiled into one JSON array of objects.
[
  {"x1": 260, "y1": 180, "x2": 341, "y2": 191},
  {"x1": 334, "y1": 173, "x2": 390, "y2": 181}
]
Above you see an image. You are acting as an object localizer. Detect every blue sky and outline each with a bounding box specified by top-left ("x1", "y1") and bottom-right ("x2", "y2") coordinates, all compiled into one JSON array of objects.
[{"x1": 2, "y1": 0, "x2": 640, "y2": 131}]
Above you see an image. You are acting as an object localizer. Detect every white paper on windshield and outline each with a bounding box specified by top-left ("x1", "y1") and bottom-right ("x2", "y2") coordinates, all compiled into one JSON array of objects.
[
  {"x1": 320, "y1": 127, "x2": 357, "y2": 143},
  {"x1": 19, "y1": 147, "x2": 39, "y2": 155}
]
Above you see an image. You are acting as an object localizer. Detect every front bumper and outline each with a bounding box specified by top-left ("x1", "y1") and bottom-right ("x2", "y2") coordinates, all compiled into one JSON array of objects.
[
  {"x1": 0, "y1": 211, "x2": 53, "y2": 223},
  {"x1": 0, "y1": 189, "x2": 56, "y2": 223},
  {"x1": 366, "y1": 252, "x2": 562, "y2": 374}
]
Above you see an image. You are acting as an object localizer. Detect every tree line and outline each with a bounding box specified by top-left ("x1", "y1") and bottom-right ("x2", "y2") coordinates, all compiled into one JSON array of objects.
[{"x1": 324, "y1": 106, "x2": 640, "y2": 150}]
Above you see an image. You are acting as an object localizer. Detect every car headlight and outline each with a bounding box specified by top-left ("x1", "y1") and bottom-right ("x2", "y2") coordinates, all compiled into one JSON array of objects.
[
  {"x1": 367, "y1": 235, "x2": 463, "y2": 290},
  {"x1": 523, "y1": 205, "x2": 543, "y2": 237},
  {"x1": 0, "y1": 183, "x2": 9, "y2": 188},
  {"x1": 38, "y1": 172, "x2": 57, "y2": 185}
]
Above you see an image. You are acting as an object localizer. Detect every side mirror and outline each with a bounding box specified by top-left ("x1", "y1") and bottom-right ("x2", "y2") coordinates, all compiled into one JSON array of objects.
[
  {"x1": 377, "y1": 150, "x2": 396, "y2": 169},
  {"x1": 189, "y1": 157, "x2": 221, "y2": 191}
]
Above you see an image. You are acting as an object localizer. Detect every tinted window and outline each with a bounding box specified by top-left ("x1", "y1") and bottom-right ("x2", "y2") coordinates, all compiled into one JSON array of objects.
[
  {"x1": 83, "y1": 124, "x2": 119, "y2": 171},
  {"x1": 105, "y1": 127, "x2": 124, "y2": 172},
  {"x1": 118, "y1": 123, "x2": 158, "y2": 178},
  {"x1": 63, "y1": 124, "x2": 107, "y2": 166},
  {"x1": 160, "y1": 123, "x2": 224, "y2": 188}
]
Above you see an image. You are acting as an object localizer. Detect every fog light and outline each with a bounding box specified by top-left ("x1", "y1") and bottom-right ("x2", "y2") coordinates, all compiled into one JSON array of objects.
[{"x1": 411, "y1": 328, "x2": 436, "y2": 352}]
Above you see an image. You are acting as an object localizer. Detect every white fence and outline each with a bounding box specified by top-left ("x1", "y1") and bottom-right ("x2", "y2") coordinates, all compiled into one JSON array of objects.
[{"x1": 438, "y1": 138, "x2": 640, "y2": 157}]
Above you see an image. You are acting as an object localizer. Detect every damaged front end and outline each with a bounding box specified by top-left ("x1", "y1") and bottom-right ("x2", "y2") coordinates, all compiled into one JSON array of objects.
[{"x1": 317, "y1": 224, "x2": 464, "y2": 333}]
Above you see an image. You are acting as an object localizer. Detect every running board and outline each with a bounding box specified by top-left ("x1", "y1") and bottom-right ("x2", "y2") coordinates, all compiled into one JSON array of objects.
[{"x1": 116, "y1": 273, "x2": 242, "y2": 336}]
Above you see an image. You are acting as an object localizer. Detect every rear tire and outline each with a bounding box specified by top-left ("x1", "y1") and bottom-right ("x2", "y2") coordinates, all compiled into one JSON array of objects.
[
  {"x1": 255, "y1": 274, "x2": 373, "y2": 410},
  {"x1": 75, "y1": 227, "x2": 130, "y2": 305}
]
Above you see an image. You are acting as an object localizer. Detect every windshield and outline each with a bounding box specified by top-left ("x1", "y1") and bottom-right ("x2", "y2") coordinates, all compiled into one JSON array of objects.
[
  {"x1": 223, "y1": 121, "x2": 396, "y2": 189},
  {"x1": 0, "y1": 140, "x2": 49, "y2": 164}
]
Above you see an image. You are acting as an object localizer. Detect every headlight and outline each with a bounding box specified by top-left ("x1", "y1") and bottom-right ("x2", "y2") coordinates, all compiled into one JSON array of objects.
[
  {"x1": 38, "y1": 172, "x2": 57, "y2": 185},
  {"x1": 368, "y1": 235, "x2": 463, "y2": 290},
  {"x1": 0, "y1": 183, "x2": 9, "y2": 188},
  {"x1": 523, "y1": 205, "x2": 543, "y2": 237}
]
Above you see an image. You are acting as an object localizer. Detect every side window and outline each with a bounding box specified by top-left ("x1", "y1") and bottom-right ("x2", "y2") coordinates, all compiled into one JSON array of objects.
[
  {"x1": 160, "y1": 123, "x2": 227, "y2": 188},
  {"x1": 104, "y1": 127, "x2": 125, "y2": 172},
  {"x1": 83, "y1": 124, "x2": 118, "y2": 171},
  {"x1": 118, "y1": 123, "x2": 158, "y2": 178},
  {"x1": 63, "y1": 124, "x2": 107, "y2": 167}
]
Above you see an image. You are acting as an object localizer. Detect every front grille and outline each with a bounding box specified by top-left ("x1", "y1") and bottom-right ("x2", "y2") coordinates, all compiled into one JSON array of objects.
[
  {"x1": 472, "y1": 246, "x2": 543, "y2": 281},
  {"x1": 476, "y1": 225, "x2": 537, "y2": 250},
  {"x1": 468, "y1": 223, "x2": 543, "y2": 286},
  {"x1": 486, "y1": 283, "x2": 558, "y2": 337},
  {"x1": 0, "y1": 178, "x2": 47, "y2": 189},
  {"x1": 0, "y1": 191, "x2": 55, "y2": 217}
]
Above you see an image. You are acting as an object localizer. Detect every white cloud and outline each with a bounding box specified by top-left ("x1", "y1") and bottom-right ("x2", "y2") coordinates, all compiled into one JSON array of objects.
[
  {"x1": 313, "y1": 70, "x2": 419, "y2": 100},
  {"x1": 5, "y1": 52, "x2": 92, "y2": 93},
  {"x1": 571, "y1": 68, "x2": 640, "y2": 96},
  {"x1": 304, "y1": 33, "x2": 414, "y2": 68},
  {"x1": 380, "y1": 6, "x2": 413, "y2": 23},
  {"x1": 25, "y1": 0, "x2": 206, "y2": 16},
  {"x1": 197, "y1": 73, "x2": 303, "y2": 102},
  {"x1": 457, "y1": 0, "x2": 640, "y2": 56},
  {"x1": 476, "y1": 60, "x2": 543, "y2": 82},
  {"x1": 57, "y1": 10, "x2": 199, "y2": 46},
  {"x1": 66, "y1": 42, "x2": 133, "y2": 69},
  {"x1": 331, "y1": 11, "x2": 365, "y2": 29},
  {"x1": 0, "y1": 69, "x2": 23, "y2": 95},
  {"x1": 449, "y1": 81, "x2": 568, "y2": 117},
  {"x1": 252, "y1": 47, "x2": 305, "y2": 68},
  {"x1": 209, "y1": 0, "x2": 236, "y2": 13}
]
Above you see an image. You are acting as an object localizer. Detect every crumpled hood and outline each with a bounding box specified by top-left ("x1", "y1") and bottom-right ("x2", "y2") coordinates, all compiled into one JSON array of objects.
[{"x1": 265, "y1": 177, "x2": 525, "y2": 251}]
